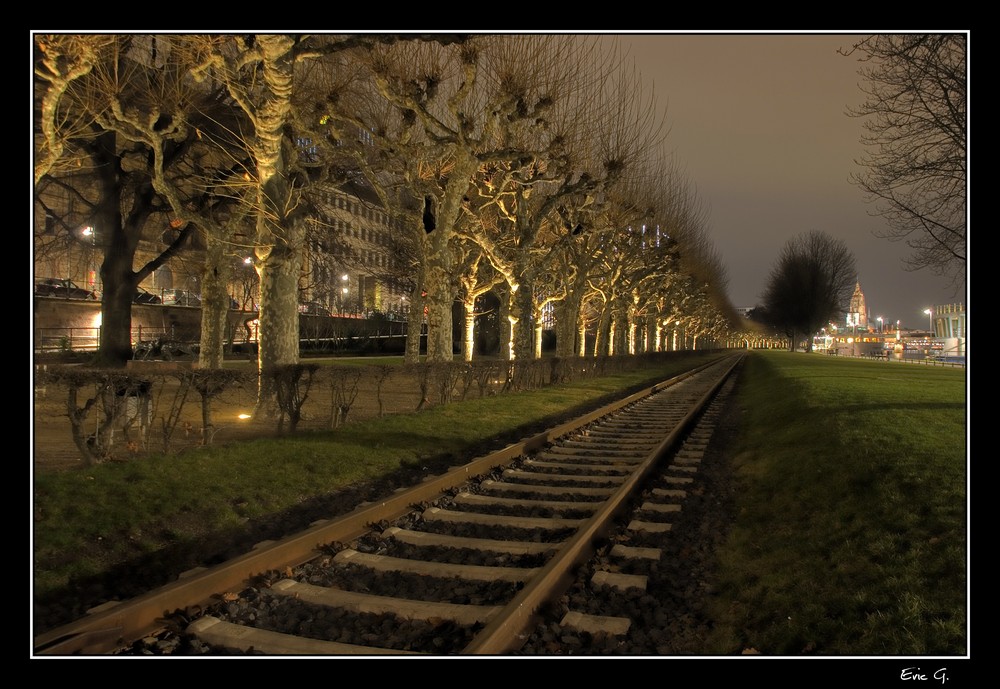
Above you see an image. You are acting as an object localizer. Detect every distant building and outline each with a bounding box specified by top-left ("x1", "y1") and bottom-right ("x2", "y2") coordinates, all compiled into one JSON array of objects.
[
  {"x1": 847, "y1": 281, "x2": 868, "y2": 330},
  {"x1": 931, "y1": 303, "x2": 966, "y2": 360},
  {"x1": 735, "y1": 306, "x2": 754, "y2": 318},
  {"x1": 932, "y1": 303, "x2": 965, "y2": 339}
]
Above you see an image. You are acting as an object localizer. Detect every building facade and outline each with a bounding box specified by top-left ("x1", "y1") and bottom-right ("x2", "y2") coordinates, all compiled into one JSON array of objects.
[
  {"x1": 847, "y1": 280, "x2": 868, "y2": 330},
  {"x1": 34, "y1": 176, "x2": 410, "y2": 321}
]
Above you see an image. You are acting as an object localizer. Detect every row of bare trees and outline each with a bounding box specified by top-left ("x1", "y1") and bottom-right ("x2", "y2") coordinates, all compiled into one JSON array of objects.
[{"x1": 34, "y1": 34, "x2": 749, "y2": 414}]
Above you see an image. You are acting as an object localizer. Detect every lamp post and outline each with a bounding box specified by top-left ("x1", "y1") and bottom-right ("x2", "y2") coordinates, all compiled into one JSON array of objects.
[
  {"x1": 877, "y1": 316, "x2": 883, "y2": 334},
  {"x1": 924, "y1": 308, "x2": 934, "y2": 338},
  {"x1": 341, "y1": 274, "x2": 349, "y2": 316},
  {"x1": 81, "y1": 226, "x2": 96, "y2": 290}
]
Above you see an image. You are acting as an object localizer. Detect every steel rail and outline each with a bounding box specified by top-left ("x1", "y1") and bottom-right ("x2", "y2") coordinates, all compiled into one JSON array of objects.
[
  {"x1": 34, "y1": 355, "x2": 735, "y2": 656},
  {"x1": 461, "y1": 353, "x2": 743, "y2": 654}
]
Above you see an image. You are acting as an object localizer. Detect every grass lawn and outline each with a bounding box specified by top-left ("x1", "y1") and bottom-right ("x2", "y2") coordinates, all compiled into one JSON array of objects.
[
  {"x1": 702, "y1": 351, "x2": 967, "y2": 656},
  {"x1": 33, "y1": 352, "x2": 726, "y2": 607},
  {"x1": 32, "y1": 350, "x2": 968, "y2": 656}
]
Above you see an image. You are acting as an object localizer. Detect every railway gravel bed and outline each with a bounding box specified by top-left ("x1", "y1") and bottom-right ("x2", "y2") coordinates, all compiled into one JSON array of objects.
[{"x1": 117, "y1": 363, "x2": 744, "y2": 657}]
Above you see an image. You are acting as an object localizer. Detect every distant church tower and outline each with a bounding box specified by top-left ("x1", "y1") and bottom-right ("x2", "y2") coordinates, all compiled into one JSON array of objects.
[{"x1": 847, "y1": 280, "x2": 868, "y2": 329}]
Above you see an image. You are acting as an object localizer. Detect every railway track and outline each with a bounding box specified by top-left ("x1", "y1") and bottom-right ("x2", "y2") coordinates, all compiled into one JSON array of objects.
[{"x1": 34, "y1": 353, "x2": 744, "y2": 656}]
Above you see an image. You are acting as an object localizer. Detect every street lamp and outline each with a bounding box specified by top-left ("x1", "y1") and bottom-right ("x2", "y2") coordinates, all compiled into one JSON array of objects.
[
  {"x1": 924, "y1": 308, "x2": 933, "y2": 337},
  {"x1": 80, "y1": 226, "x2": 97, "y2": 289},
  {"x1": 877, "y1": 316, "x2": 883, "y2": 334}
]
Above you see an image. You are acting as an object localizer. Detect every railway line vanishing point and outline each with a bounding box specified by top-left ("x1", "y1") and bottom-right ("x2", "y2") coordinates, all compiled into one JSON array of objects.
[{"x1": 34, "y1": 353, "x2": 744, "y2": 657}]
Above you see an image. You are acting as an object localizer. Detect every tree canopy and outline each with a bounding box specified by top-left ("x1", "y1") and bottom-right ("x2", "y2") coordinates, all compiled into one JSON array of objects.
[
  {"x1": 760, "y1": 231, "x2": 856, "y2": 351},
  {"x1": 844, "y1": 33, "x2": 967, "y2": 289}
]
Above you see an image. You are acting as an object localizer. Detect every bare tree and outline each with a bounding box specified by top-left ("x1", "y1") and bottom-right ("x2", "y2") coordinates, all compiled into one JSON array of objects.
[
  {"x1": 462, "y1": 39, "x2": 665, "y2": 361},
  {"x1": 355, "y1": 35, "x2": 655, "y2": 362},
  {"x1": 761, "y1": 231, "x2": 857, "y2": 352},
  {"x1": 34, "y1": 34, "x2": 219, "y2": 366},
  {"x1": 843, "y1": 34, "x2": 967, "y2": 288},
  {"x1": 181, "y1": 35, "x2": 465, "y2": 400},
  {"x1": 34, "y1": 35, "x2": 117, "y2": 184}
]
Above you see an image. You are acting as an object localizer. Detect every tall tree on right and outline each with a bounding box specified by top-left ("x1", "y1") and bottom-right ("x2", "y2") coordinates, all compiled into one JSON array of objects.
[
  {"x1": 761, "y1": 231, "x2": 857, "y2": 352},
  {"x1": 843, "y1": 34, "x2": 967, "y2": 288}
]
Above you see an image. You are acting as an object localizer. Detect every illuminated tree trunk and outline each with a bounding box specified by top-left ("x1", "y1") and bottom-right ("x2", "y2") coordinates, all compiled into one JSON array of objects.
[
  {"x1": 555, "y1": 288, "x2": 584, "y2": 358},
  {"x1": 612, "y1": 307, "x2": 629, "y2": 356},
  {"x1": 405, "y1": 259, "x2": 426, "y2": 364},
  {"x1": 512, "y1": 281, "x2": 535, "y2": 361},
  {"x1": 595, "y1": 305, "x2": 612, "y2": 357},
  {"x1": 646, "y1": 312, "x2": 660, "y2": 353},
  {"x1": 461, "y1": 298, "x2": 476, "y2": 362},
  {"x1": 423, "y1": 250, "x2": 453, "y2": 362},
  {"x1": 497, "y1": 286, "x2": 515, "y2": 361},
  {"x1": 252, "y1": 35, "x2": 302, "y2": 413},
  {"x1": 198, "y1": 234, "x2": 232, "y2": 369},
  {"x1": 533, "y1": 315, "x2": 544, "y2": 360},
  {"x1": 422, "y1": 155, "x2": 478, "y2": 363}
]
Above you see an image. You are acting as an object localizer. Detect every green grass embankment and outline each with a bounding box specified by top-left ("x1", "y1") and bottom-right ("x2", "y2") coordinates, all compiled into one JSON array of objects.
[
  {"x1": 703, "y1": 351, "x2": 967, "y2": 656},
  {"x1": 33, "y1": 352, "x2": 726, "y2": 602},
  {"x1": 33, "y1": 350, "x2": 968, "y2": 656}
]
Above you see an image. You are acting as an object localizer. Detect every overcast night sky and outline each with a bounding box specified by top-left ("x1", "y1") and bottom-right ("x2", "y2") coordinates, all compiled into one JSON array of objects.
[{"x1": 610, "y1": 32, "x2": 967, "y2": 331}]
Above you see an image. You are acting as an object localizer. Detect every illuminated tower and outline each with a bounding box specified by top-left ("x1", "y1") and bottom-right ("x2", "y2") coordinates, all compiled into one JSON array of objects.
[{"x1": 847, "y1": 281, "x2": 868, "y2": 330}]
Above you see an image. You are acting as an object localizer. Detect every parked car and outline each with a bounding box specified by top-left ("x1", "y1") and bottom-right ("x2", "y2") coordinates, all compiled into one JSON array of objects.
[
  {"x1": 298, "y1": 301, "x2": 332, "y2": 317},
  {"x1": 133, "y1": 287, "x2": 162, "y2": 304},
  {"x1": 161, "y1": 289, "x2": 201, "y2": 306},
  {"x1": 34, "y1": 277, "x2": 97, "y2": 300}
]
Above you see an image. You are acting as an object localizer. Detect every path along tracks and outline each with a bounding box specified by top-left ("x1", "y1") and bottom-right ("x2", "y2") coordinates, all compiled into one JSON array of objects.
[{"x1": 34, "y1": 353, "x2": 744, "y2": 656}]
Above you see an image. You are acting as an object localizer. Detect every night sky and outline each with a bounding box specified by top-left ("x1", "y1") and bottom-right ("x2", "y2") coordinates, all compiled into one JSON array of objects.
[{"x1": 614, "y1": 32, "x2": 967, "y2": 330}]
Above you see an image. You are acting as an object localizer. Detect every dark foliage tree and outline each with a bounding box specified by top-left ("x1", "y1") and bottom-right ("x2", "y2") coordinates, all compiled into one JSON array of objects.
[
  {"x1": 34, "y1": 35, "x2": 218, "y2": 367},
  {"x1": 843, "y1": 34, "x2": 967, "y2": 288},
  {"x1": 761, "y1": 231, "x2": 856, "y2": 352}
]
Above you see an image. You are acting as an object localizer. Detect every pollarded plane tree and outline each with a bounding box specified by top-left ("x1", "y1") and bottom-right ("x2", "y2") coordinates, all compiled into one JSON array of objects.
[
  {"x1": 655, "y1": 257, "x2": 702, "y2": 352},
  {"x1": 181, "y1": 34, "x2": 467, "y2": 404},
  {"x1": 34, "y1": 34, "x2": 243, "y2": 367},
  {"x1": 187, "y1": 35, "x2": 327, "y2": 394},
  {"x1": 465, "y1": 157, "x2": 582, "y2": 362},
  {"x1": 640, "y1": 157, "x2": 713, "y2": 352},
  {"x1": 313, "y1": 44, "x2": 530, "y2": 365},
  {"x1": 358, "y1": 35, "x2": 660, "y2": 363},
  {"x1": 582, "y1": 185, "x2": 650, "y2": 356},
  {"x1": 683, "y1": 276, "x2": 735, "y2": 350},
  {"x1": 453, "y1": 225, "x2": 506, "y2": 362},
  {"x1": 352, "y1": 36, "x2": 519, "y2": 362},
  {"x1": 655, "y1": 191, "x2": 735, "y2": 351},
  {"x1": 34, "y1": 35, "x2": 115, "y2": 186},
  {"x1": 313, "y1": 67, "x2": 449, "y2": 363},
  {"x1": 554, "y1": 186, "x2": 663, "y2": 358},
  {"x1": 464, "y1": 39, "x2": 664, "y2": 361},
  {"x1": 680, "y1": 225, "x2": 738, "y2": 350},
  {"x1": 130, "y1": 35, "x2": 360, "y2": 371},
  {"x1": 117, "y1": 36, "x2": 274, "y2": 369},
  {"x1": 584, "y1": 169, "x2": 683, "y2": 358},
  {"x1": 549, "y1": 201, "x2": 608, "y2": 358},
  {"x1": 612, "y1": 152, "x2": 709, "y2": 355}
]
